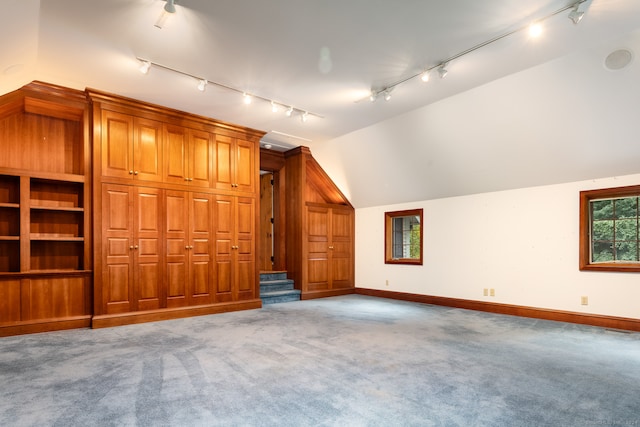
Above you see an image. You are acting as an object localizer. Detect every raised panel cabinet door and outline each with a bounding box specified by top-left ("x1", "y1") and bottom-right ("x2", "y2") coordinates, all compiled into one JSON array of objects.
[
  {"x1": 189, "y1": 193, "x2": 213, "y2": 304},
  {"x1": 306, "y1": 205, "x2": 330, "y2": 291},
  {"x1": 235, "y1": 139, "x2": 256, "y2": 193},
  {"x1": 330, "y1": 209, "x2": 354, "y2": 289},
  {"x1": 101, "y1": 184, "x2": 134, "y2": 313},
  {"x1": 214, "y1": 134, "x2": 233, "y2": 191},
  {"x1": 134, "y1": 187, "x2": 164, "y2": 311},
  {"x1": 101, "y1": 110, "x2": 134, "y2": 179},
  {"x1": 165, "y1": 190, "x2": 189, "y2": 307},
  {"x1": 214, "y1": 194, "x2": 233, "y2": 302},
  {"x1": 164, "y1": 125, "x2": 189, "y2": 185},
  {"x1": 189, "y1": 130, "x2": 213, "y2": 188},
  {"x1": 133, "y1": 118, "x2": 163, "y2": 182},
  {"x1": 236, "y1": 197, "x2": 256, "y2": 299}
]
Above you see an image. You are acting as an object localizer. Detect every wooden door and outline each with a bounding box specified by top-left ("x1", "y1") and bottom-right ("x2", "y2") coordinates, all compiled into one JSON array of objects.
[
  {"x1": 101, "y1": 110, "x2": 133, "y2": 180},
  {"x1": 189, "y1": 130, "x2": 213, "y2": 188},
  {"x1": 164, "y1": 189, "x2": 189, "y2": 307},
  {"x1": 134, "y1": 187, "x2": 163, "y2": 310},
  {"x1": 101, "y1": 184, "x2": 134, "y2": 313},
  {"x1": 330, "y1": 208, "x2": 354, "y2": 289},
  {"x1": 259, "y1": 173, "x2": 274, "y2": 271},
  {"x1": 306, "y1": 205, "x2": 330, "y2": 291},
  {"x1": 133, "y1": 118, "x2": 163, "y2": 182},
  {"x1": 189, "y1": 192, "x2": 214, "y2": 304}
]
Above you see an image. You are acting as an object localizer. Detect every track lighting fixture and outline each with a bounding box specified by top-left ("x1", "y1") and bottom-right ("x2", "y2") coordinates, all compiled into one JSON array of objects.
[
  {"x1": 301, "y1": 112, "x2": 309, "y2": 123},
  {"x1": 437, "y1": 64, "x2": 448, "y2": 79},
  {"x1": 136, "y1": 57, "x2": 323, "y2": 121},
  {"x1": 384, "y1": 90, "x2": 392, "y2": 101},
  {"x1": 164, "y1": 0, "x2": 176, "y2": 14},
  {"x1": 568, "y1": 3, "x2": 584, "y2": 25},
  {"x1": 139, "y1": 60, "x2": 151, "y2": 74},
  {"x1": 357, "y1": 0, "x2": 587, "y2": 104}
]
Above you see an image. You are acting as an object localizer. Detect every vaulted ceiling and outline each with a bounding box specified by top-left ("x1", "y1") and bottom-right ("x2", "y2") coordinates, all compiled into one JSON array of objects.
[{"x1": 2, "y1": 0, "x2": 639, "y2": 207}]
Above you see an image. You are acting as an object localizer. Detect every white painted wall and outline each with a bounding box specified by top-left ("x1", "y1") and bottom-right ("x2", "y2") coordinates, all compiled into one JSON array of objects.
[{"x1": 355, "y1": 173, "x2": 640, "y2": 319}]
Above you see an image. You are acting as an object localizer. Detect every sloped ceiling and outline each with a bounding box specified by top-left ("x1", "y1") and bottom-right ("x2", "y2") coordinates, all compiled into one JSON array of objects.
[{"x1": 1, "y1": 0, "x2": 639, "y2": 208}]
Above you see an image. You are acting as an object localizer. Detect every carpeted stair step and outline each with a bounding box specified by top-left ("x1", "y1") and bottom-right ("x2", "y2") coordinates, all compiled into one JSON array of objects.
[
  {"x1": 261, "y1": 289, "x2": 302, "y2": 305},
  {"x1": 259, "y1": 271, "x2": 288, "y2": 282},
  {"x1": 260, "y1": 279, "x2": 295, "y2": 293}
]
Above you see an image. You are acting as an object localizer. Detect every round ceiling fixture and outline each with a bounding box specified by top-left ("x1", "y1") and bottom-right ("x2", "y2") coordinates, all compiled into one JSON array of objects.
[{"x1": 604, "y1": 49, "x2": 634, "y2": 71}]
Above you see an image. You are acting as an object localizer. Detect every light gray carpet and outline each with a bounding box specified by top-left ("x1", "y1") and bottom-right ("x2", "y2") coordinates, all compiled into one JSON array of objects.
[{"x1": 1, "y1": 295, "x2": 639, "y2": 427}]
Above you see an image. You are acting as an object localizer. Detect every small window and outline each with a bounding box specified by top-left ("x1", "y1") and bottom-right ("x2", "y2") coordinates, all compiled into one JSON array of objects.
[
  {"x1": 385, "y1": 209, "x2": 423, "y2": 265},
  {"x1": 580, "y1": 185, "x2": 640, "y2": 272}
]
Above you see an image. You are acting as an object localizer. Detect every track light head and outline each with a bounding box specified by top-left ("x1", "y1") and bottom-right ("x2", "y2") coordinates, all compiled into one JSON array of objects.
[
  {"x1": 139, "y1": 60, "x2": 151, "y2": 74},
  {"x1": 369, "y1": 91, "x2": 378, "y2": 102},
  {"x1": 568, "y1": 4, "x2": 584, "y2": 25},
  {"x1": 421, "y1": 71, "x2": 430, "y2": 82},
  {"x1": 197, "y1": 79, "x2": 207, "y2": 92},
  {"x1": 285, "y1": 106, "x2": 293, "y2": 117},
  {"x1": 164, "y1": 0, "x2": 176, "y2": 14},
  {"x1": 437, "y1": 64, "x2": 448, "y2": 79},
  {"x1": 243, "y1": 93, "x2": 252, "y2": 105},
  {"x1": 301, "y1": 112, "x2": 309, "y2": 122},
  {"x1": 384, "y1": 90, "x2": 392, "y2": 101},
  {"x1": 271, "y1": 101, "x2": 279, "y2": 113}
]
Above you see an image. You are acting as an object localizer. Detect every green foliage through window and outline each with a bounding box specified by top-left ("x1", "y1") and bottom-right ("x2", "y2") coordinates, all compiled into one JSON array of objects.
[{"x1": 590, "y1": 196, "x2": 639, "y2": 263}]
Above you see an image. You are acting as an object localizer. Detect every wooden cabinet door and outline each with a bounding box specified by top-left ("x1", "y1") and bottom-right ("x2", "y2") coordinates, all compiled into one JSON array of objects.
[
  {"x1": 165, "y1": 189, "x2": 189, "y2": 307},
  {"x1": 189, "y1": 130, "x2": 213, "y2": 188},
  {"x1": 134, "y1": 187, "x2": 163, "y2": 310},
  {"x1": 306, "y1": 205, "x2": 330, "y2": 291},
  {"x1": 329, "y1": 208, "x2": 354, "y2": 289},
  {"x1": 164, "y1": 125, "x2": 189, "y2": 185},
  {"x1": 214, "y1": 134, "x2": 234, "y2": 191},
  {"x1": 235, "y1": 139, "x2": 256, "y2": 193},
  {"x1": 214, "y1": 195, "x2": 255, "y2": 301},
  {"x1": 236, "y1": 196, "x2": 256, "y2": 300},
  {"x1": 133, "y1": 118, "x2": 163, "y2": 182},
  {"x1": 305, "y1": 205, "x2": 354, "y2": 292},
  {"x1": 214, "y1": 194, "x2": 234, "y2": 302},
  {"x1": 101, "y1": 184, "x2": 134, "y2": 313},
  {"x1": 214, "y1": 134, "x2": 256, "y2": 193},
  {"x1": 101, "y1": 111, "x2": 133, "y2": 180},
  {"x1": 189, "y1": 192, "x2": 214, "y2": 304}
]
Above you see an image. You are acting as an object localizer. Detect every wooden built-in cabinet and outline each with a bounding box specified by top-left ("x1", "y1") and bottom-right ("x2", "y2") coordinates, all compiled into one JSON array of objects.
[
  {"x1": 89, "y1": 89, "x2": 264, "y2": 328},
  {"x1": 284, "y1": 146, "x2": 355, "y2": 300},
  {"x1": 0, "y1": 82, "x2": 92, "y2": 337}
]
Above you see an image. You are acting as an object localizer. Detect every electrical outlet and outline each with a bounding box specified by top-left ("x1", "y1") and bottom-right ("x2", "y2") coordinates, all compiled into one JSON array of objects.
[
  {"x1": 490, "y1": 288, "x2": 495, "y2": 297},
  {"x1": 483, "y1": 288, "x2": 488, "y2": 296},
  {"x1": 581, "y1": 296, "x2": 588, "y2": 306}
]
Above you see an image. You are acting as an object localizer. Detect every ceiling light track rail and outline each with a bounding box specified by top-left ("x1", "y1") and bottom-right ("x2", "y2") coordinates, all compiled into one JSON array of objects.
[
  {"x1": 136, "y1": 56, "x2": 324, "y2": 121},
  {"x1": 366, "y1": 0, "x2": 587, "y2": 102}
]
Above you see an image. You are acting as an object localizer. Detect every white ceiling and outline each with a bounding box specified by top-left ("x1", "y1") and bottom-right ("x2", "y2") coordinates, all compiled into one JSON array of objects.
[{"x1": 1, "y1": 0, "x2": 640, "y2": 208}]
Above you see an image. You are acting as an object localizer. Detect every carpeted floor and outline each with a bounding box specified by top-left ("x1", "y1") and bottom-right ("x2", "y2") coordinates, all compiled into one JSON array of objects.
[{"x1": 1, "y1": 295, "x2": 639, "y2": 427}]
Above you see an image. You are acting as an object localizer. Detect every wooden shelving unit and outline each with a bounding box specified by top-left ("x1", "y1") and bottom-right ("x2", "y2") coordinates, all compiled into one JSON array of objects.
[{"x1": 0, "y1": 82, "x2": 92, "y2": 336}]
